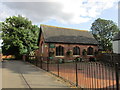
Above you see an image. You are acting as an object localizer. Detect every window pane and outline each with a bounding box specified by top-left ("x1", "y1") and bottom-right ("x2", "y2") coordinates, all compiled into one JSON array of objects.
[
  {"x1": 73, "y1": 46, "x2": 80, "y2": 55},
  {"x1": 62, "y1": 47, "x2": 64, "y2": 55},
  {"x1": 56, "y1": 47, "x2": 59, "y2": 56},
  {"x1": 56, "y1": 46, "x2": 64, "y2": 56},
  {"x1": 87, "y1": 47, "x2": 93, "y2": 55}
]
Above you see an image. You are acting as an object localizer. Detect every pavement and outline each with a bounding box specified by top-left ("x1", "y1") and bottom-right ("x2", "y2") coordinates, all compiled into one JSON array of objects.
[{"x1": 2, "y1": 60, "x2": 70, "y2": 88}]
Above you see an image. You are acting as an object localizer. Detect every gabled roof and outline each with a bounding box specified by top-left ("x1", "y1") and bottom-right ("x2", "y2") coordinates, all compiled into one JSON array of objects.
[
  {"x1": 113, "y1": 31, "x2": 120, "y2": 41},
  {"x1": 38, "y1": 24, "x2": 98, "y2": 45}
]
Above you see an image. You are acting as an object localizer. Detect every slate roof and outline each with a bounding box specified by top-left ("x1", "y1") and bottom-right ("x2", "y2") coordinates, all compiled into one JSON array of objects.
[
  {"x1": 113, "y1": 31, "x2": 120, "y2": 41},
  {"x1": 38, "y1": 24, "x2": 98, "y2": 45}
]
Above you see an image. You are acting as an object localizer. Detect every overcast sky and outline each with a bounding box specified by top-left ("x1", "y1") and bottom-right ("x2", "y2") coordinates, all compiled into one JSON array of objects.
[{"x1": 0, "y1": 0, "x2": 119, "y2": 47}]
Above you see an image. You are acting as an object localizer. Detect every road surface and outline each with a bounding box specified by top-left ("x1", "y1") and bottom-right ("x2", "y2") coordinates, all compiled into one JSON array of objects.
[{"x1": 2, "y1": 60, "x2": 69, "y2": 88}]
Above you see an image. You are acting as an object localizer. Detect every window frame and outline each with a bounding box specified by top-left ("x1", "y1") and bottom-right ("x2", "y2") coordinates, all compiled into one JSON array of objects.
[
  {"x1": 56, "y1": 46, "x2": 64, "y2": 56},
  {"x1": 87, "y1": 47, "x2": 94, "y2": 55},
  {"x1": 73, "y1": 46, "x2": 80, "y2": 55}
]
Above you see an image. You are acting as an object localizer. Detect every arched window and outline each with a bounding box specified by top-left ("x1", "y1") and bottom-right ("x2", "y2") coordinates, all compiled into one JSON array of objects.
[
  {"x1": 73, "y1": 46, "x2": 80, "y2": 55},
  {"x1": 56, "y1": 46, "x2": 64, "y2": 56},
  {"x1": 87, "y1": 47, "x2": 94, "y2": 55}
]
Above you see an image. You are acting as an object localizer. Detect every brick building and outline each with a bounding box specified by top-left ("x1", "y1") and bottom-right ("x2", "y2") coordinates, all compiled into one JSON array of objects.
[{"x1": 36, "y1": 24, "x2": 98, "y2": 61}]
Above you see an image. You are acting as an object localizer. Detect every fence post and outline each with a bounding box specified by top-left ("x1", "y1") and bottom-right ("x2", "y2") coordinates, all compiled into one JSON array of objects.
[
  {"x1": 58, "y1": 60, "x2": 59, "y2": 77},
  {"x1": 115, "y1": 63, "x2": 119, "y2": 90},
  {"x1": 28, "y1": 55, "x2": 30, "y2": 63},
  {"x1": 40, "y1": 57, "x2": 42, "y2": 69},
  {"x1": 76, "y1": 61, "x2": 78, "y2": 87},
  {"x1": 26, "y1": 55, "x2": 28, "y2": 62},
  {"x1": 35, "y1": 57, "x2": 38, "y2": 66},
  {"x1": 47, "y1": 57, "x2": 49, "y2": 72},
  {"x1": 23, "y1": 54, "x2": 26, "y2": 62}
]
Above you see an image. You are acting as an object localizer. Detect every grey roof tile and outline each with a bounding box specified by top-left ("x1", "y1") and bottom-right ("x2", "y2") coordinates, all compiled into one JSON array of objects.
[{"x1": 40, "y1": 24, "x2": 98, "y2": 45}]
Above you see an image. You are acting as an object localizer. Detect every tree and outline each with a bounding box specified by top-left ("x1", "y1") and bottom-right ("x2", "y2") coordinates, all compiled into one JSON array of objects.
[
  {"x1": 0, "y1": 22, "x2": 2, "y2": 53},
  {"x1": 91, "y1": 18, "x2": 119, "y2": 51},
  {"x1": 1, "y1": 15, "x2": 39, "y2": 59}
]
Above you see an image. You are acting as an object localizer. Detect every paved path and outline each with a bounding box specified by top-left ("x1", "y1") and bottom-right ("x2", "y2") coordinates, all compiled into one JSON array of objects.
[{"x1": 2, "y1": 60, "x2": 69, "y2": 88}]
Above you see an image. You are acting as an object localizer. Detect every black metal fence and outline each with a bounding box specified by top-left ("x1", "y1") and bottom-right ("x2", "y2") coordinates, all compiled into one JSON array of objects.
[
  {"x1": 98, "y1": 53, "x2": 120, "y2": 66},
  {"x1": 25, "y1": 56, "x2": 120, "y2": 89}
]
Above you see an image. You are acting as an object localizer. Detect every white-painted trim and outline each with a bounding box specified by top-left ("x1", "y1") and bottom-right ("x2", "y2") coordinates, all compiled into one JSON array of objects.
[{"x1": 73, "y1": 55, "x2": 80, "y2": 57}]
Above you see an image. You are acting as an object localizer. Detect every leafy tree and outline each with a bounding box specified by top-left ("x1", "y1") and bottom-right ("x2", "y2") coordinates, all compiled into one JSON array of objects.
[
  {"x1": 1, "y1": 15, "x2": 39, "y2": 59},
  {"x1": 0, "y1": 22, "x2": 2, "y2": 53},
  {"x1": 91, "y1": 18, "x2": 119, "y2": 51}
]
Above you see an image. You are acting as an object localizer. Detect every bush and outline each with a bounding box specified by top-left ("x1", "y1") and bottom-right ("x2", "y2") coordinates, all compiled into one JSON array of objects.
[
  {"x1": 94, "y1": 50, "x2": 99, "y2": 56},
  {"x1": 82, "y1": 49, "x2": 87, "y2": 56},
  {"x1": 49, "y1": 51, "x2": 54, "y2": 57},
  {"x1": 74, "y1": 57, "x2": 82, "y2": 62},
  {"x1": 58, "y1": 59, "x2": 64, "y2": 64},
  {"x1": 49, "y1": 57, "x2": 53, "y2": 60},
  {"x1": 66, "y1": 50, "x2": 72, "y2": 56},
  {"x1": 89, "y1": 57, "x2": 96, "y2": 62}
]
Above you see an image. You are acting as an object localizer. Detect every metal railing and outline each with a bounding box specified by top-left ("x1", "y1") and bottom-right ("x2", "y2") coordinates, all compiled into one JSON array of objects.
[{"x1": 25, "y1": 56, "x2": 120, "y2": 89}]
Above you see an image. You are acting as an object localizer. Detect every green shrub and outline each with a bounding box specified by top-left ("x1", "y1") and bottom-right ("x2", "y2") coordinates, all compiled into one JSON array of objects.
[
  {"x1": 66, "y1": 50, "x2": 72, "y2": 56},
  {"x1": 74, "y1": 57, "x2": 82, "y2": 62},
  {"x1": 49, "y1": 51, "x2": 54, "y2": 57},
  {"x1": 82, "y1": 49, "x2": 87, "y2": 56},
  {"x1": 58, "y1": 59, "x2": 64, "y2": 64}
]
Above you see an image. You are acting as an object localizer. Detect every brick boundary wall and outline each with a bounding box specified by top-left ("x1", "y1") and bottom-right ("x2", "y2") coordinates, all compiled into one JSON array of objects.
[{"x1": 0, "y1": 54, "x2": 2, "y2": 61}]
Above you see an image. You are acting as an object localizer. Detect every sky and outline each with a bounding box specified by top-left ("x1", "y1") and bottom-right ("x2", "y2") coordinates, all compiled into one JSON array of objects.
[{"x1": 0, "y1": 0, "x2": 119, "y2": 48}]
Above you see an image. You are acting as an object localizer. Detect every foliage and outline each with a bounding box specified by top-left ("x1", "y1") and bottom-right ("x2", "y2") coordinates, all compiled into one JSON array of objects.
[
  {"x1": 0, "y1": 22, "x2": 2, "y2": 52},
  {"x1": 94, "y1": 50, "x2": 98, "y2": 56},
  {"x1": 91, "y1": 18, "x2": 119, "y2": 51},
  {"x1": 58, "y1": 59, "x2": 64, "y2": 63},
  {"x1": 49, "y1": 51, "x2": 54, "y2": 57},
  {"x1": 82, "y1": 49, "x2": 87, "y2": 56},
  {"x1": 66, "y1": 49, "x2": 72, "y2": 56},
  {"x1": 1, "y1": 15, "x2": 39, "y2": 59},
  {"x1": 74, "y1": 57, "x2": 82, "y2": 62},
  {"x1": 89, "y1": 57, "x2": 96, "y2": 62}
]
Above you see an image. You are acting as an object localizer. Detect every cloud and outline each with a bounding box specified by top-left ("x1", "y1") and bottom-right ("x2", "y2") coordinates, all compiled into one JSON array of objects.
[{"x1": 0, "y1": 0, "x2": 119, "y2": 24}]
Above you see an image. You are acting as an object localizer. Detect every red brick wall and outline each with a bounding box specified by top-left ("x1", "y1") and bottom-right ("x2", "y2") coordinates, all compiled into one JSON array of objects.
[
  {"x1": 37, "y1": 33, "x2": 49, "y2": 57},
  {"x1": 36, "y1": 33, "x2": 98, "y2": 61},
  {"x1": 49, "y1": 43, "x2": 98, "y2": 60}
]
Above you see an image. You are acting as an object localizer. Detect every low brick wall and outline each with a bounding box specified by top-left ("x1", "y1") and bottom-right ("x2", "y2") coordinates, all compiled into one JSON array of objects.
[{"x1": 0, "y1": 54, "x2": 2, "y2": 61}]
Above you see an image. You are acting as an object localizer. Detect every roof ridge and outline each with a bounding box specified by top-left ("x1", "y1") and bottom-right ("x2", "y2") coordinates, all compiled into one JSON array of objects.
[{"x1": 40, "y1": 24, "x2": 88, "y2": 32}]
